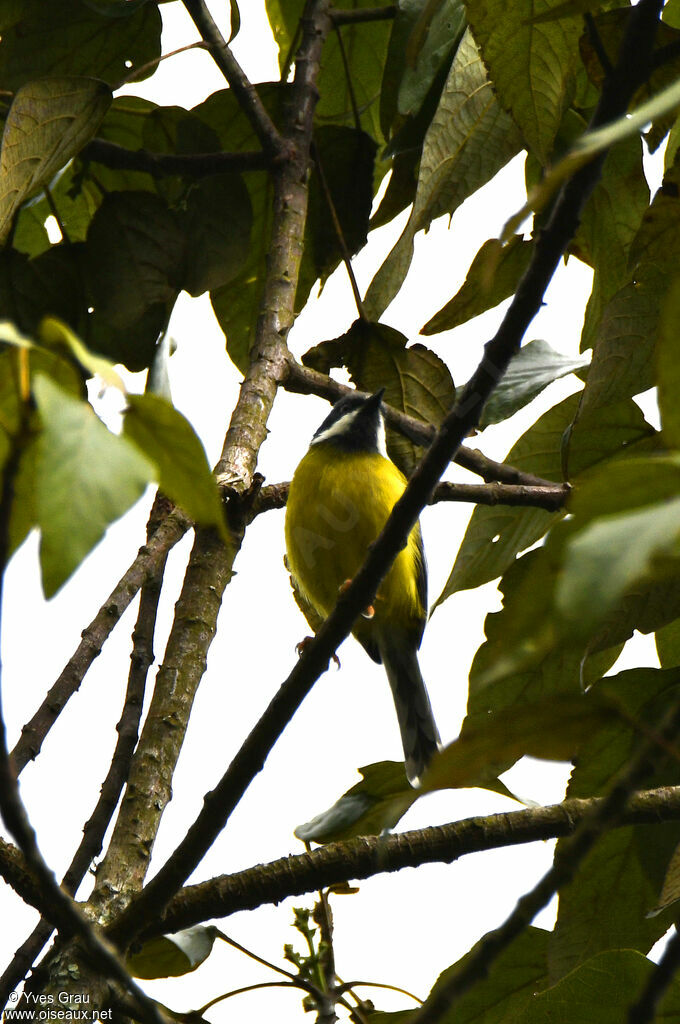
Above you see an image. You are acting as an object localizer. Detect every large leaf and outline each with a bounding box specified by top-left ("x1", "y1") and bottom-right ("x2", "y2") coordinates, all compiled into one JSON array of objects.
[
  {"x1": 381, "y1": 0, "x2": 466, "y2": 138},
  {"x1": 422, "y1": 235, "x2": 533, "y2": 334},
  {"x1": 407, "y1": 927, "x2": 550, "y2": 1024},
  {"x1": 85, "y1": 191, "x2": 182, "y2": 329},
  {"x1": 0, "y1": 78, "x2": 111, "y2": 246},
  {"x1": 364, "y1": 28, "x2": 522, "y2": 318},
  {"x1": 0, "y1": 2, "x2": 162, "y2": 90},
  {"x1": 294, "y1": 762, "x2": 412, "y2": 844},
  {"x1": 463, "y1": 0, "x2": 582, "y2": 164},
  {"x1": 516, "y1": 950, "x2": 680, "y2": 1023},
  {"x1": 32, "y1": 375, "x2": 153, "y2": 596},
  {"x1": 307, "y1": 126, "x2": 376, "y2": 283},
  {"x1": 476, "y1": 339, "x2": 589, "y2": 429},
  {"x1": 127, "y1": 926, "x2": 219, "y2": 980},
  {"x1": 555, "y1": 456, "x2": 680, "y2": 635},
  {"x1": 548, "y1": 668, "x2": 680, "y2": 980},
  {"x1": 179, "y1": 173, "x2": 253, "y2": 297},
  {"x1": 657, "y1": 275, "x2": 680, "y2": 448},
  {"x1": 435, "y1": 394, "x2": 653, "y2": 602},
  {"x1": 123, "y1": 394, "x2": 227, "y2": 537}
]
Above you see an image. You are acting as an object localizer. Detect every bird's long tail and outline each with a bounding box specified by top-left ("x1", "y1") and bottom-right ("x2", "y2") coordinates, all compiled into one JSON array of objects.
[{"x1": 379, "y1": 635, "x2": 440, "y2": 785}]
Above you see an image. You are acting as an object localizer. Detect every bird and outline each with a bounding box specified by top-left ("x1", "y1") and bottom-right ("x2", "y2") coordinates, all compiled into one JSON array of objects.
[{"x1": 284, "y1": 388, "x2": 440, "y2": 784}]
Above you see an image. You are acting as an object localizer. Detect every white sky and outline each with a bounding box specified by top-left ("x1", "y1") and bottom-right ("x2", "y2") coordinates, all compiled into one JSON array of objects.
[{"x1": 0, "y1": 3, "x2": 668, "y2": 1020}]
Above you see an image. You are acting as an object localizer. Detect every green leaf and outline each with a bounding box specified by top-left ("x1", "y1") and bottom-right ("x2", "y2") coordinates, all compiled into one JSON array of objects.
[
  {"x1": 420, "y1": 695, "x2": 610, "y2": 795},
  {"x1": 0, "y1": 246, "x2": 86, "y2": 339},
  {"x1": 0, "y1": 2, "x2": 161, "y2": 90},
  {"x1": 38, "y1": 317, "x2": 124, "y2": 391},
  {"x1": 81, "y1": 0, "x2": 150, "y2": 15},
  {"x1": 414, "y1": 927, "x2": 550, "y2": 1024},
  {"x1": 179, "y1": 173, "x2": 253, "y2": 297},
  {"x1": 127, "y1": 926, "x2": 219, "y2": 979},
  {"x1": 123, "y1": 394, "x2": 226, "y2": 536},
  {"x1": 435, "y1": 394, "x2": 653, "y2": 602},
  {"x1": 294, "y1": 762, "x2": 413, "y2": 843},
  {"x1": 85, "y1": 191, "x2": 182, "y2": 329},
  {"x1": 421, "y1": 236, "x2": 533, "y2": 334},
  {"x1": 656, "y1": 618, "x2": 680, "y2": 669},
  {"x1": 516, "y1": 950, "x2": 680, "y2": 1022},
  {"x1": 548, "y1": 668, "x2": 680, "y2": 980},
  {"x1": 307, "y1": 127, "x2": 376, "y2": 283},
  {"x1": 463, "y1": 0, "x2": 582, "y2": 164},
  {"x1": 381, "y1": 0, "x2": 466, "y2": 137},
  {"x1": 32, "y1": 375, "x2": 153, "y2": 596},
  {"x1": 477, "y1": 339, "x2": 589, "y2": 429},
  {"x1": 557, "y1": 503, "x2": 680, "y2": 635},
  {"x1": 303, "y1": 320, "x2": 455, "y2": 475},
  {"x1": 657, "y1": 274, "x2": 680, "y2": 447},
  {"x1": 0, "y1": 78, "x2": 111, "y2": 246},
  {"x1": 578, "y1": 278, "x2": 659, "y2": 413},
  {"x1": 364, "y1": 27, "x2": 522, "y2": 318},
  {"x1": 13, "y1": 161, "x2": 101, "y2": 257}
]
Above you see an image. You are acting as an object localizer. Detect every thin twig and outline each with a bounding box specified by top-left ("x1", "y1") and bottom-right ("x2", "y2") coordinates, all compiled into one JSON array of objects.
[
  {"x1": 0, "y1": 494, "x2": 175, "y2": 1006},
  {"x1": 181, "y1": 0, "x2": 286, "y2": 160},
  {"x1": 251, "y1": 479, "x2": 569, "y2": 517},
  {"x1": 311, "y1": 142, "x2": 368, "y2": 320},
  {"x1": 113, "y1": 41, "x2": 210, "y2": 91},
  {"x1": 0, "y1": 393, "x2": 166, "y2": 1024},
  {"x1": 10, "y1": 507, "x2": 190, "y2": 775},
  {"x1": 332, "y1": 24, "x2": 362, "y2": 131}
]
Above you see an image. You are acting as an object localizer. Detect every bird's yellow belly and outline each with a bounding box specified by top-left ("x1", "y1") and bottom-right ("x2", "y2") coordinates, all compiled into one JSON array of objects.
[{"x1": 285, "y1": 447, "x2": 423, "y2": 635}]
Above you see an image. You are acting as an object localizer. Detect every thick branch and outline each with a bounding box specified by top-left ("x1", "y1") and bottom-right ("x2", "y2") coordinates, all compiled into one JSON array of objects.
[
  {"x1": 283, "y1": 358, "x2": 561, "y2": 488},
  {"x1": 182, "y1": 0, "x2": 285, "y2": 160},
  {"x1": 137, "y1": 785, "x2": 680, "y2": 935},
  {"x1": 10, "y1": 507, "x2": 190, "y2": 775},
  {"x1": 82, "y1": 139, "x2": 269, "y2": 178}
]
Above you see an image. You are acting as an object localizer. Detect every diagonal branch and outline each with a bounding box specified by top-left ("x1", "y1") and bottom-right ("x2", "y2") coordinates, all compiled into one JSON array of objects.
[
  {"x1": 0, "y1": 494, "x2": 173, "y2": 1007},
  {"x1": 181, "y1": 0, "x2": 286, "y2": 161},
  {"x1": 10, "y1": 507, "x2": 191, "y2": 775}
]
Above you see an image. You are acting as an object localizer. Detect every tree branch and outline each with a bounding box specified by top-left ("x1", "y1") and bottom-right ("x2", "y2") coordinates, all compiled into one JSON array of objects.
[
  {"x1": 0, "y1": 395, "x2": 166, "y2": 1024},
  {"x1": 181, "y1": 0, "x2": 286, "y2": 161},
  {"x1": 88, "y1": 0, "x2": 335, "y2": 950},
  {"x1": 0, "y1": 494, "x2": 174, "y2": 1006},
  {"x1": 10, "y1": 507, "x2": 191, "y2": 775},
  {"x1": 82, "y1": 139, "x2": 270, "y2": 178},
  {"x1": 251, "y1": 478, "x2": 569, "y2": 517},
  {"x1": 283, "y1": 357, "x2": 564, "y2": 488},
  {"x1": 330, "y1": 6, "x2": 397, "y2": 25},
  {"x1": 130, "y1": 785, "x2": 680, "y2": 936}
]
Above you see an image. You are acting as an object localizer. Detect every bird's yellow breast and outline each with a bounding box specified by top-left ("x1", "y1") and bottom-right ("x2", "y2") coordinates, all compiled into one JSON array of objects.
[{"x1": 284, "y1": 445, "x2": 425, "y2": 641}]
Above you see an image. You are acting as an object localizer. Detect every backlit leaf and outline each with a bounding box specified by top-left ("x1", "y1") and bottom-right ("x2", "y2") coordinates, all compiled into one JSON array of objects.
[{"x1": 0, "y1": 78, "x2": 111, "y2": 246}]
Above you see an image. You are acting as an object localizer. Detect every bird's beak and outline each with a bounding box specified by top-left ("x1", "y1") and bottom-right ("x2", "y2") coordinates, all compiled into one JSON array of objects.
[{"x1": 363, "y1": 388, "x2": 385, "y2": 411}]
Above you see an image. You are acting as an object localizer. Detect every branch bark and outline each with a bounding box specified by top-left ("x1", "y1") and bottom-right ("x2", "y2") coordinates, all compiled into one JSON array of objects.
[
  {"x1": 127, "y1": 784, "x2": 680, "y2": 936},
  {"x1": 10, "y1": 507, "x2": 191, "y2": 775},
  {"x1": 82, "y1": 139, "x2": 270, "y2": 178}
]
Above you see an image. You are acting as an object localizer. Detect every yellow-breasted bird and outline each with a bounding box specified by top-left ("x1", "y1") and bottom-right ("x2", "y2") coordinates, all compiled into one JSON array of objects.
[{"x1": 284, "y1": 389, "x2": 440, "y2": 783}]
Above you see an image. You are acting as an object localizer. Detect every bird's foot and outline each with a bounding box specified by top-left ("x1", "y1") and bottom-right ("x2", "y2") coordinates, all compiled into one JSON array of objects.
[
  {"x1": 338, "y1": 579, "x2": 375, "y2": 619},
  {"x1": 295, "y1": 636, "x2": 341, "y2": 668}
]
